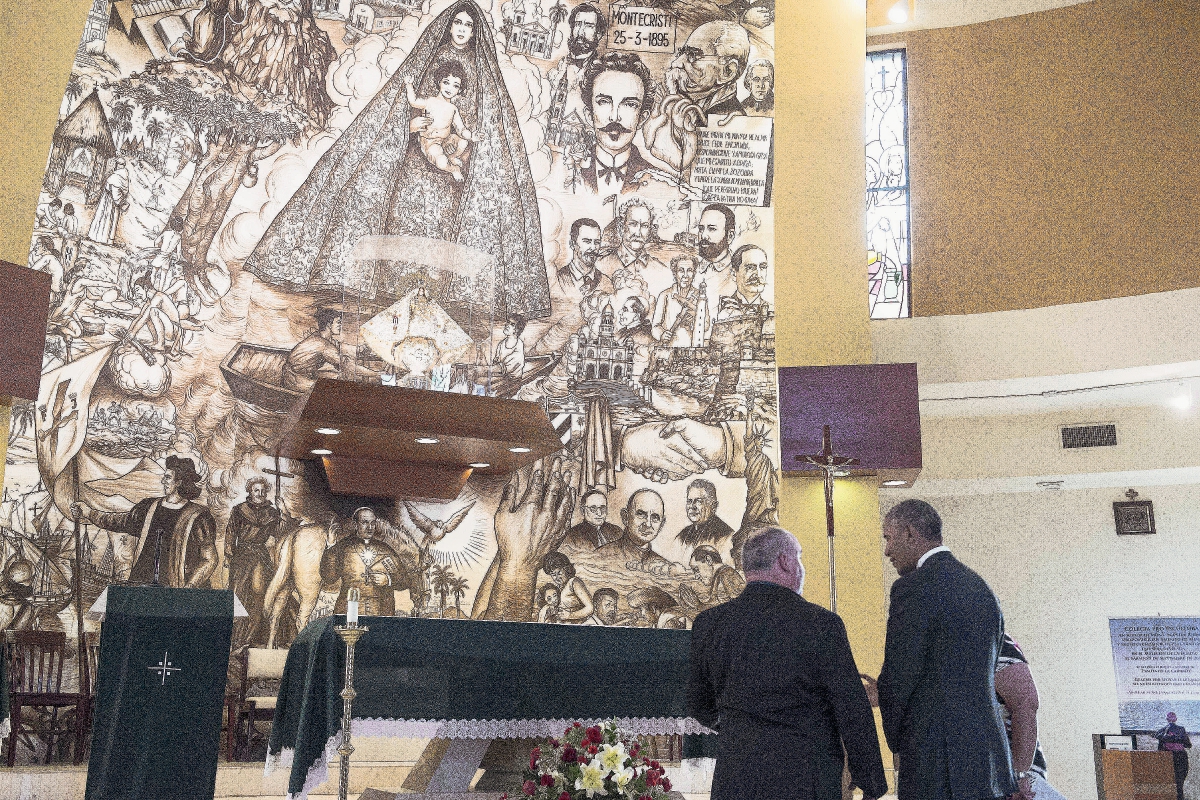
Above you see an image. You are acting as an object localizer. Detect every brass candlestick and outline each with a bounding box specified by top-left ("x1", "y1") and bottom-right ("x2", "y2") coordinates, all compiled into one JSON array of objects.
[{"x1": 333, "y1": 594, "x2": 367, "y2": 800}]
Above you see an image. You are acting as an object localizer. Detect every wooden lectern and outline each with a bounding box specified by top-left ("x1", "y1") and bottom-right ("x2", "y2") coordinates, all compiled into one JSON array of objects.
[{"x1": 1093, "y1": 735, "x2": 1178, "y2": 800}]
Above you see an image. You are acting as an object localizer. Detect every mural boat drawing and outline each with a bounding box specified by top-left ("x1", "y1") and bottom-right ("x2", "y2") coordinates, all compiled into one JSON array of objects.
[
  {"x1": 220, "y1": 343, "x2": 306, "y2": 413},
  {"x1": 451, "y1": 352, "x2": 562, "y2": 399}
]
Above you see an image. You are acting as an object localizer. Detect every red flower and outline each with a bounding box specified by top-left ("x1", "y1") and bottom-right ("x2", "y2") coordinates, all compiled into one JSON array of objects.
[
  {"x1": 565, "y1": 726, "x2": 574, "y2": 736},
  {"x1": 522, "y1": 780, "x2": 536, "y2": 796},
  {"x1": 562, "y1": 745, "x2": 578, "y2": 763},
  {"x1": 586, "y1": 725, "x2": 603, "y2": 744},
  {"x1": 662, "y1": 777, "x2": 672, "y2": 791},
  {"x1": 639, "y1": 796, "x2": 652, "y2": 800},
  {"x1": 574, "y1": 721, "x2": 583, "y2": 728},
  {"x1": 558, "y1": 793, "x2": 571, "y2": 800},
  {"x1": 646, "y1": 772, "x2": 660, "y2": 786},
  {"x1": 540, "y1": 773, "x2": 555, "y2": 786},
  {"x1": 587, "y1": 744, "x2": 598, "y2": 754},
  {"x1": 549, "y1": 738, "x2": 560, "y2": 748},
  {"x1": 650, "y1": 760, "x2": 661, "y2": 771}
]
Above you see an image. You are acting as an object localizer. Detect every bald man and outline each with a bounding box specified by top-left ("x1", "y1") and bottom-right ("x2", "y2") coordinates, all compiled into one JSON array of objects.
[
  {"x1": 688, "y1": 527, "x2": 887, "y2": 800},
  {"x1": 666, "y1": 21, "x2": 750, "y2": 118},
  {"x1": 595, "y1": 488, "x2": 676, "y2": 573}
]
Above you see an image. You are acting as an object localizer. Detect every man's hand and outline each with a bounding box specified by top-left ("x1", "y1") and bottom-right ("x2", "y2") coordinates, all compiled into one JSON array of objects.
[
  {"x1": 493, "y1": 457, "x2": 576, "y2": 574},
  {"x1": 70, "y1": 503, "x2": 91, "y2": 522},
  {"x1": 482, "y1": 458, "x2": 577, "y2": 621},
  {"x1": 1010, "y1": 775, "x2": 1035, "y2": 800},
  {"x1": 369, "y1": 571, "x2": 389, "y2": 587},
  {"x1": 621, "y1": 417, "x2": 727, "y2": 482}
]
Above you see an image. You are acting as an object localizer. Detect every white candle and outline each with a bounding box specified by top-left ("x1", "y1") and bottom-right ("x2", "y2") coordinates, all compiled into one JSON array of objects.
[{"x1": 347, "y1": 599, "x2": 359, "y2": 626}]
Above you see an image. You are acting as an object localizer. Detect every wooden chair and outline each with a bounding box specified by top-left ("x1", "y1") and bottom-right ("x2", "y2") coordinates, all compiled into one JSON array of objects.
[
  {"x1": 79, "y1": 633, "x2": 101, "y2": 760},
  {"x1": 4, "y1": 630, "x2": 89, "y2": 766},
  {"x1": 226, "y1": 647, "x2": 288, "y2": 761}
]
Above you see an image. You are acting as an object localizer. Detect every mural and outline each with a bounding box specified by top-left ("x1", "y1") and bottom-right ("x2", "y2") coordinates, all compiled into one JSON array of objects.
[{"x1": 6, "y1": 0, "x2": 777, "y2": 685}]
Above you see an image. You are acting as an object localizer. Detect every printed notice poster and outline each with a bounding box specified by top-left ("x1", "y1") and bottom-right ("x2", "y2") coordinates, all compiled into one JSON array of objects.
[
  {"x1": 691, "y1": 116, "x2": 774, "y2": 207},
  {"x1": 607, "y1": 6, "x2": 676, "y2": 54},
  {"x1": 1110, "y1": 617, "x2": 1200, "y2": 729}
]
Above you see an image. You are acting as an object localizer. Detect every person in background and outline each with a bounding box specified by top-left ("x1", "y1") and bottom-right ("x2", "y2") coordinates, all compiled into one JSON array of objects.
[
  {"x1": 994, "y1": 634, "x2": 1067, "y2": 800},
  {"x1": 581, "y1": 587, "x2": 620, "y2": 626},
  {"x1": 536, "y1": 583, "x2": 563, "y2": 623},
  {"x1": 1155, "y1": 711, "x2": 1192, "y2": 800},
  {"x1": 540, "y1": 551, "x2": 593, "y2": 623}
]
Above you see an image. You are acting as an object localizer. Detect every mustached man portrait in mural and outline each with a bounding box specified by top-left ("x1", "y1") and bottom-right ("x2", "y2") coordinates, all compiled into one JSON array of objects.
[{"x1": 3, "y1": 0, "x2": 777, "y2": 731}]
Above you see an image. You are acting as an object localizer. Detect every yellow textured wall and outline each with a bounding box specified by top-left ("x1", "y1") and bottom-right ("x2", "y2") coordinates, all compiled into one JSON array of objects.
[
  {"x1": 774, "y1": 0, "x2": 891, "y2": 774},
  {"x1": 0, "y1": 0, "x2": 92, "y2": 263}
]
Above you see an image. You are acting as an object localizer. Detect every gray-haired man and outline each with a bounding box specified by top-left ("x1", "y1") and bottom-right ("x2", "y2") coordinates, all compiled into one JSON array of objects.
[{"x1": 689, "y1": 527, "x2": 887, "y2": 800}]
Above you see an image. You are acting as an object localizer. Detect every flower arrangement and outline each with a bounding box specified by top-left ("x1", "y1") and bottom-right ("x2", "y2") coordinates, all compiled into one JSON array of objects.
[{"x1": 502, "y1": 720, "x2": 674, "y2": 800}]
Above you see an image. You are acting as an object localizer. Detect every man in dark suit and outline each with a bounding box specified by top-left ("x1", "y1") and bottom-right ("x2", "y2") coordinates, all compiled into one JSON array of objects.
[
  {"x1": 878, "y1": 499, "x2": 1018, "y2": 800},
  {"x1": 689, "y1": 527, "x2": 888, "y2": 800},
  {"x1": 562, "y1": 488, "x2": 623, "y2": 550}
]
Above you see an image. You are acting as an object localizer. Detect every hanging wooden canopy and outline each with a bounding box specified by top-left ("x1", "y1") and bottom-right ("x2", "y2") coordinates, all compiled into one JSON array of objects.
[{"x1": 276, "y1": 379, "x2": 562, "y2": 501}]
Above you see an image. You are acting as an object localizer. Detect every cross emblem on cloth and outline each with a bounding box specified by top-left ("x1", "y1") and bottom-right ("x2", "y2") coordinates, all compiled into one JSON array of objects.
[
  {"x1": 148, "y1": 651, "x2": 181, "y2": 685},
  {"x1": 360, "y1": 546, "x2": 378, "y2": 582}
]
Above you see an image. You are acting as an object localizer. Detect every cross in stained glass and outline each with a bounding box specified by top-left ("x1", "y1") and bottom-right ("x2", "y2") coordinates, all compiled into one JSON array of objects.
[{"x1": 866, "y1": 48, "x2": 911, "y2": 319}]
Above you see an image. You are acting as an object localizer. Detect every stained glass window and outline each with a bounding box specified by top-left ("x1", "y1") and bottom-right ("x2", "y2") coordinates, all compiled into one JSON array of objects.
[{"x1": 866, "y1": 48, "x2": 911, "y2": 319}]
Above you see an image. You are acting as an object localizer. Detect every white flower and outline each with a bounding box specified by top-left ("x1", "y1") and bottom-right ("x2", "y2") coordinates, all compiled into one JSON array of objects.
[
  {"x1": 597, "y1": 742, "x2": 628, "y2": 772},
  {"x1": 612, "y1": 766, "x2": 636, "y2": 789},
  {"x1": 575, "y1": 763, "x2": 606, "y2": 797}
]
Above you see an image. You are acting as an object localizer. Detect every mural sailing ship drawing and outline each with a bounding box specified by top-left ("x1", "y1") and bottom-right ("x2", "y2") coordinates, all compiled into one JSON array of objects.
[{"x1": 6, "y1": 0, "x2": 778, "y2": 745}]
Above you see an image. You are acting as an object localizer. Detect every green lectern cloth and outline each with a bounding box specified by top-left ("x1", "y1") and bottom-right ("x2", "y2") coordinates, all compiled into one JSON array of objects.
[
  {"x1": 85, "y1": 586, "x2": 234, "y2": 800},
  {"x1": 269, "y1": 616, "x2": 715, "y2": 799},
  {"x1": 0, "y1": 640, "x2": 8, "y2": 740}
]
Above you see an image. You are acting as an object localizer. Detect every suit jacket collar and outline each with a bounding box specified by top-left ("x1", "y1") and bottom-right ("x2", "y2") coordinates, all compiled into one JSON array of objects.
[{"x1": 917, "y1": 546, "x2": 952, "y2": 570}]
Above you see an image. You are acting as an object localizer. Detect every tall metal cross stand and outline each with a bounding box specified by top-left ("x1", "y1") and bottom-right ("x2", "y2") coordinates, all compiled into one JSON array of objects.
[{"x1": 796, "y1": 425, "x2": 858, "y2": 613}]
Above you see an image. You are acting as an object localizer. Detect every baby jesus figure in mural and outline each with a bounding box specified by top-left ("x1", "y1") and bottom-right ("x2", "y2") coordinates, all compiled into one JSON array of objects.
[{"x1": 405, "y1": 64, "x2": 474, "y2": 183}]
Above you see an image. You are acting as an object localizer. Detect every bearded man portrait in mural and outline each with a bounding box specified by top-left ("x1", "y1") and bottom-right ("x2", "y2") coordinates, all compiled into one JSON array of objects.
[{"x1": 245, "y1": 0, "x2": 550, "y2": 318}]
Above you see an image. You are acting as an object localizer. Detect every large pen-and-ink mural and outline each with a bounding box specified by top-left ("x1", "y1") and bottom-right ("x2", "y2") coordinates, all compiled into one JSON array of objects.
[{"x1": 5, "y1": 0, "x2": 777, "y2": 683}]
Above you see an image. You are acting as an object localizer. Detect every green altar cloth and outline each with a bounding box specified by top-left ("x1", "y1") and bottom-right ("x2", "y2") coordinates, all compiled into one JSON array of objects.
[
  {"x1": 84, "y1": 586, "x2": 234, "y2": 800},
  {"x1": 269, "y1": 616, "x2": 713, "y2": 799}
]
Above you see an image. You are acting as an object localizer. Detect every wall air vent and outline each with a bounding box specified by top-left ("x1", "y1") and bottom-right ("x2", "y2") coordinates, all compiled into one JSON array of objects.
[{"x1": 1060, "y1": 423, "x2": 1118, "y2": 449}]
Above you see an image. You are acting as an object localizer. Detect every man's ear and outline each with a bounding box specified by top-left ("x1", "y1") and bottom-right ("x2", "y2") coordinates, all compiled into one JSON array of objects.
[{"x1": 719, "y1": 57, "x2": 742, "y2": 85}]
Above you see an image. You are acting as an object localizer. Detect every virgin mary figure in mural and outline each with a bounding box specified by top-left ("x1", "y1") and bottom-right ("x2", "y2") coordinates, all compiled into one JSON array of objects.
[{"x1": 245, "y1": 0, "x2": 550, "y2": 318}]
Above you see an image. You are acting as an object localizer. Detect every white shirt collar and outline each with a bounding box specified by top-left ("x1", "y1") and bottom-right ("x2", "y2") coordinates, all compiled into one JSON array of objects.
[{"x1": 917, "y1": 545, "x2": 951, "y2": 570}]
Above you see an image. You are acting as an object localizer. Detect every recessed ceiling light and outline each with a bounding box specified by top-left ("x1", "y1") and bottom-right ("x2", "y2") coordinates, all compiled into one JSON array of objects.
[
  {"x1": 415, "y1": 437, "x2": 440, "y2": 444},
  {"x1": 315, "y1": 427, "x2": 341, "y2": 435},
  {"x1": 882, "y1": 480, "x2": 908, "y2": 487},
  {"x1": 887, "y1": 0, "x2": 908, "y2": 24},
  {"x1": 311, "y1": 448, "x2": 332, "y2": 456},
  {"x1": 469, "y1": 462, "x2": 491, "y2": 469},
  {"x1": 508, "y1": 446, "x2": 532, "y2": 453}
]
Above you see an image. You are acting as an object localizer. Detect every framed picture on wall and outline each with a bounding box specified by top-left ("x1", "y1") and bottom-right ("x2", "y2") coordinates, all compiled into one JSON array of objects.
[{"x1": 1113, "y1": 500, "x2": 1155, "y2": 535}]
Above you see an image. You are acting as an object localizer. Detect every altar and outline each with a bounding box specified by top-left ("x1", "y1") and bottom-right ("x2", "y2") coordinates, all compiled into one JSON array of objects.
[{"x1": 268, "y1": 616, "x2": 713, "y2": 799}]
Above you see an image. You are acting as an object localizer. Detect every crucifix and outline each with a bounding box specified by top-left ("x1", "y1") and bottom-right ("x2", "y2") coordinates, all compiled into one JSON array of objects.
[{"x1": 796, "y1": 425, "x2": 858, "y2": 613}]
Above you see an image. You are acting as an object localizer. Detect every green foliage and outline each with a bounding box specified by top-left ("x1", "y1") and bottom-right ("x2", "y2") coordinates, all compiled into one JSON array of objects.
[{"x1": 112, "y1": 66, "x2": 304, "y2": 145}]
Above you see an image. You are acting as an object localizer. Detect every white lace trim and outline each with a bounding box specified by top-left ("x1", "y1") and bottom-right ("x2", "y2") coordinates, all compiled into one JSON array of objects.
[{"x1": 270, "y1": 717, "x2": 715, "y2": 800}]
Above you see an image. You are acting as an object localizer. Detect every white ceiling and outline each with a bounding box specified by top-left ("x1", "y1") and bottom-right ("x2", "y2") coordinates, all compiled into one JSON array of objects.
[{"x1": 869, "y1": 0, "x2": 1095, "y2": 34}]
